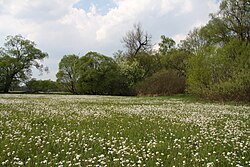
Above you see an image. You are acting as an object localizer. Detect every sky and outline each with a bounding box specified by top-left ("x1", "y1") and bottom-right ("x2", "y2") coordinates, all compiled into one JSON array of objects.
[{"x1": 0, "y1": 0, "x2": 220, "y2": 81}]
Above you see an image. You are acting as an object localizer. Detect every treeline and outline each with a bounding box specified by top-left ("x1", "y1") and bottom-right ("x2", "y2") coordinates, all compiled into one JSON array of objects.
[
  {"x1": 1, "y1": 0, "x2": 249, "y2": 101},
  {"x1": 56, "y1": 0, "x2": 249, "y2": 101}
]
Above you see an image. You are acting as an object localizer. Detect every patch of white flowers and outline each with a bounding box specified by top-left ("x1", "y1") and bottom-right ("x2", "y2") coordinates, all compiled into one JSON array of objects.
[{"x1": 0, "y1": 94, "x2": 249, "y2": 166}]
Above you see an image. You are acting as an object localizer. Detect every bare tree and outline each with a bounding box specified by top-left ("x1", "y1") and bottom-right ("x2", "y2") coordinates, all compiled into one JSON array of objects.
[{"x1": 122, "y1": 23, "x2": 152, "y2": 58}]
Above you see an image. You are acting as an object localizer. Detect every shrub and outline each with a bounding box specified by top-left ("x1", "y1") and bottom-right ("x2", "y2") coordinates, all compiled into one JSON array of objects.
[
  {"x1": 136, "y1": 70, "x2": 186, "y2": 96},
  {"x1": 187, "y1": 40, "x2": 250, "y2": 101}
]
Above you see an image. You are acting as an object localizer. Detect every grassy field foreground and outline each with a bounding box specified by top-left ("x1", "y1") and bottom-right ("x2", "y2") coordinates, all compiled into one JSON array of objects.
[{"x1": 0, "y1": 94, "x2": 249, "y2": 166}]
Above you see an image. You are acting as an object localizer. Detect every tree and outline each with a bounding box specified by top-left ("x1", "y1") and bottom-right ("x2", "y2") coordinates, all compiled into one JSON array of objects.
[
  {"x1": 114, "y1": 51, "x2": 143, "y2": 95},
  {"x1": 158, "y1": 35, "x2": 176, "y2": 55},
  {"x1": 56, "y1": 54, "x2": 79, "y2": 94},
  {"x1": 0, "y1": 35, "x2": 48, "y2": 93},
  {"x1": 122, "y1": 23, "x2": 152, "y2": 58},
  {"x1": 134, "y1": 52, "x2": 161, "y2": 78},
  {"x1": 218, "y1": 0, "x2": 250, "y2": 42},
  {"x1": 161, "y1": 49, "x2": 191, "y2": 77},
  {"x1": 197, "y1": 0, "x2": 250, "y2": 46},
  {"x1": 78, "y1": 52, "x2": 121, "y2": 95},
  {"x1": 158, "y1": 36, "x2": 191, "y2": 77},
  {"x1": 136, "y1": 69, "x2": 186, "y2": 96},
  {"x1": 199, "y1": 17, "x2": 231, "y2": 45},
  {"x1": 187, "y1": 40, "x2": 250, "y2": 101},
  {"x1": 183, "y1": 0, "x2": 250, "y2": 101},
  {"x1": 26, "y1": 79, "x2": 60, "y2": 93},
  {"x1": 115, "y1": 53, "x2": 145, "y2": 94},
  {"x1": 180, "y1": 28, "x2": 207, "y2": 54},
  {"x1": 187, "y1": 46, "x2": 215, "y2": 97}
]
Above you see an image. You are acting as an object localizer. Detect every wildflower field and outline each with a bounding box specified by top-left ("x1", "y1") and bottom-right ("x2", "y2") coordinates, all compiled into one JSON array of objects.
[{"x1": 0, "y1": 94, "x2": 249, "y2": 167}]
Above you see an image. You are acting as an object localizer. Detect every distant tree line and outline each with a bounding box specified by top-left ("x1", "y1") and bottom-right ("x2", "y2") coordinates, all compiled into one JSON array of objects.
[
  {"x1": 0, "y1": 0, "x2": 249, "y2": 101},
  {"x1": 26, "y1": 79, "x2": 61, "y2": 93}
]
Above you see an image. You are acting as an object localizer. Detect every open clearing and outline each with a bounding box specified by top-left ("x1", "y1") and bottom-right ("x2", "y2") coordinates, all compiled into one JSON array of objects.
[{"x1": 0, "y1": 94, "x2": 249, "y2": 166}]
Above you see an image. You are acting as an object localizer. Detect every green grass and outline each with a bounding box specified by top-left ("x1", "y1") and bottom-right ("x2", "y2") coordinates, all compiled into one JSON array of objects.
[{"x1": 0, "y1": 94, "x2": 249, "y2": 166}]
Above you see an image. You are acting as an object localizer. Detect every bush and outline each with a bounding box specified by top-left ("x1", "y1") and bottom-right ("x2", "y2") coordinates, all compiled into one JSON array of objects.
[
  {"x1": 136, "y1": 70, "x2": 186, "y2": 96},
  {"x1": 207, "y1": 66, "x2": 250, "y2": 101},
  {"x1": 26, "y1": 79, "x2": 60, "y2": 93},
  {"x1": 187, "y1": 40, "x2": 250, "y2": 101}
]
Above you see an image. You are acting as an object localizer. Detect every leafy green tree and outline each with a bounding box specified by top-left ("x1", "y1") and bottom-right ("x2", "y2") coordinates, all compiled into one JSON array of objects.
[
  {"x1": 115, "y1": 53, "x2": 145, "y2": 94},
  {"x1": 161, "y1": 49, "x2": 192, "y2": 77},
  {"x1": 0, "y1": 35, "x2": 48, "y2": 93},
  {"x1": 218, "y1": 0, "x2": 250, "y2": 42},
  {"x1": 26, "y1": 79, "x2": 41, "y2": 93},
  {"x1": 158, "y1": 36, "x2": 191, "y2": 77},
  {"x1": 134, "y1": 52, "x2": 162, "y2": 78},
  {"x1": 199, "y1": 17, "x2": 231, "y2": 45},
  {"x1": 56, "y1": 54, "x2": 79, "y2": 94},
  {"x1": 180, "y1": 28, "x2": 207, "y2": 53},
  {"x1": 115, "y1": 50, "x2": 162, "y2": 91},
  {"x1": 198, "y1": 0, "x2": 250, "y2": 46},
  {"x1": 187, "y1": 46, "x2": 216, "y2": 96},
  {"x1": 185, "y1": 0, "x2": 250, "y2": 101},
  {"x1": 158, "y1": 35, "x2": 176, "y2": 55},
  {"x1": 187, "y1": 40, "x2": 250, "y2": 101},
  {"x1": 181, "y1": 0, "x2": 250, "y2": 53},
  {"x1": 78, "y1": 52, "x2": 121, "y2": 95},
  {"x1": 26, "y1": 79, "x2": 60, "y2": 93}
]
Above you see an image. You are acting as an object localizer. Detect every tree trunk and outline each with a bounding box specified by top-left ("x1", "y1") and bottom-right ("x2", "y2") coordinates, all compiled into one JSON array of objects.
[
  {"x1": 3, "y1": 79, "x2": 11, "y2": 93},
  {"x1": 3, "y1": 75, "x2": 14, "y2": 93}
]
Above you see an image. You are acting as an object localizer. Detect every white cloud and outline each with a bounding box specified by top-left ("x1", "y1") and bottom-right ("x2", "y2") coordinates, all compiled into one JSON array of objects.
[
  {"x1": 180, "y1": 0, "x2": 193, "y2": 14},
  {"x1": 88, "y1": 4, "x2": 97, "y2": 16},
  {"x1": 0, "y1": 0, "x2": 220, "y2": 80},
  {"x1": 173, "y1": 34, "x2": 187, "y2": 44}
]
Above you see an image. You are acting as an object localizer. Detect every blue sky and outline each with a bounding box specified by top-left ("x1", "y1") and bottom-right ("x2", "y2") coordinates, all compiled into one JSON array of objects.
[
  {"x1": 73, "y1": 0, "x2": 116, "y2": 15},
  {"x1": 0, "y1": 0, "x2": 220, "y2": 80}
]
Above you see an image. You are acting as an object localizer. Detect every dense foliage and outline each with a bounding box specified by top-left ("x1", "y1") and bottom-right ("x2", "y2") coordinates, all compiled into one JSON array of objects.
[
  {"x1": 187, "y1": 40, "x2": 250, "y2": 101},
  {"x1": 184, "y1": 0, "x2": 250, "y2": 101},
  {"x1": 1, "y1": 0, "x2": 249, "y2": 101},
  {"x1": 56, "y1": 52, "x2": 131, "y2": 95},
  {"x1": 0, "y1": 35, "x2": 48, "y2": 93},
  {"x1": 136, "y1": 69, "x2": 186, "y2": 96},
  {"x1": 26, "y1": 79, "x2": 61, "y2": 93},
  {"x1": 77, "y1": 52, "x2": 122, "y2": 95},
  {"x1": 56, "y1": 54, "x2": 79, "y2": 94}
]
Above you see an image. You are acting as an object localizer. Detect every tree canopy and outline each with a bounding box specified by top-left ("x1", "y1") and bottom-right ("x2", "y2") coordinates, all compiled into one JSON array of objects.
[
  {"x1": 56, "y1": 54, "x2": 79, "y2": 94},
  {"x1": 0, "y1": 35, "x2": 48, "y2": 93},
  {"x1": 183, "y1": 0, "x2": 250, "y2": 101}
]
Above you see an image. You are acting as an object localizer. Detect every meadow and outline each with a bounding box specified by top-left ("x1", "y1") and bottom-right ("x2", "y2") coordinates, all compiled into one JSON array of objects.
[{"x1": 0, "y1": 94, "x2": 249, "y2": 167}]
